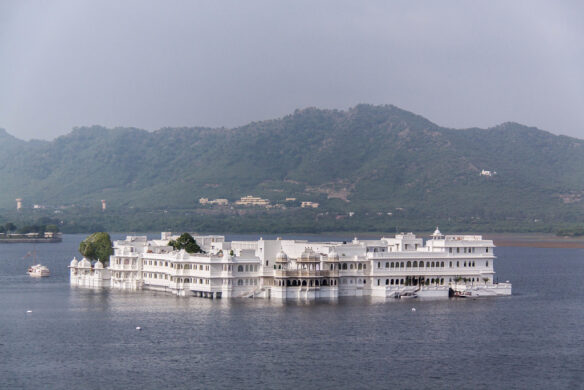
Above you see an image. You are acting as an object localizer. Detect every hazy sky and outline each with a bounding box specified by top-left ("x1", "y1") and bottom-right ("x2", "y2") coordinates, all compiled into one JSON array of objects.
[{"x1": 1, "y1": 0, "x2": 583, "y2": 140}]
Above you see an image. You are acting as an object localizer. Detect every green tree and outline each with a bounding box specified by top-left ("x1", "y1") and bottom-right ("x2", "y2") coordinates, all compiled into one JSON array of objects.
[
  {"x1": 168, "y1": 233, "x2": 203, "y2": 254},
  {"x1": 4, "y1": 222, "x2": 16, "y2": 233},
  {"x1": 79, "y1": 232, "x2": 113, "y2": 265},
  {"x1": 45, "y1": 224, "x2": 59, "y2": 233}
]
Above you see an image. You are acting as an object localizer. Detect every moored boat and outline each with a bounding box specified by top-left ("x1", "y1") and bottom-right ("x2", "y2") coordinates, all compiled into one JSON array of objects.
[{"x1": 28, "y1": 264, "x2": 50, "y2": 277}]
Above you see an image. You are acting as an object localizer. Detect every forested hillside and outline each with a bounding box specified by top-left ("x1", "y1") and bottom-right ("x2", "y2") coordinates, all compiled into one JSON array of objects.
[{"x1": 1, "y1": 104, "x2": 583, "y2": 232}]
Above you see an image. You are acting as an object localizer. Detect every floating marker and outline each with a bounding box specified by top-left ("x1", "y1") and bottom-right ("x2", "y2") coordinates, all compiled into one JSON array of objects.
[
  {"x1": 136, "y1": 326, "x2": 142, "y2": 330},
  {"x1": 26, "y1": 310, "x2": 32, "y2": 313},
  {"x1": 411, "y1": 308, "x2": 416, "y2": 312}
]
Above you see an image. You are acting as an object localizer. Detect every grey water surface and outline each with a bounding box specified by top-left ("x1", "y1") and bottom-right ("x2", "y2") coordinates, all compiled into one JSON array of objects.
[{"x1": 0, "y1": 234, "x2": 583, "y2": 389}]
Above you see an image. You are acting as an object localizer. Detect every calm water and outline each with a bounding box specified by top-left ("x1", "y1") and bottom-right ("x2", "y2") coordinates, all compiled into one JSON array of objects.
[{"x1": 1, "y1": 234, "x2": 583, "y2": 389}]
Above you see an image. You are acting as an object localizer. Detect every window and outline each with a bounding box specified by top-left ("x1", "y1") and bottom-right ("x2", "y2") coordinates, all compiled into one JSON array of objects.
[
  {"x1": 377, "y1": 279, "x2": 380, "y2": 286},
  {"x1": 238, "y1": 279, "x2": 243, "y2": 286},
  {"x1": 486, "y1": 261, "x2": 489, "y2": 267},
  {"x1": 237, "y1": 265, "x2": 243, "y2": 272},
  {"x1": 385, "y1": 262, "x2": 389, "y2": 268},
  {"x1": 378, "y1": 262, "x2": 381, "y2": 268},
  {"x1": 486, "y1": 248, "x2": 489, "y2": 253}
]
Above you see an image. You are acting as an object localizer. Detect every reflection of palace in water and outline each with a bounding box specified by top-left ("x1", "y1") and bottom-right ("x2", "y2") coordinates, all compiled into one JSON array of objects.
[{"x1": 69, "y1": 229, "x2": 512, "y2": 299}]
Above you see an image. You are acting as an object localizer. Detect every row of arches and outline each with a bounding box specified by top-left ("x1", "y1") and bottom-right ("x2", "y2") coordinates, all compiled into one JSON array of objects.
[
  {"x1": 276, "y1": 279, "x2": 338, "y2": 287},
  {"x1": 340, "y1": 263, "x2": 367, "y2": 270},
  {"x1": 378, "y1": 261, "x2": 446, "y2": 269},
  {"x1": 377, "y1": 277, "x2": 446, "y2": 286}
]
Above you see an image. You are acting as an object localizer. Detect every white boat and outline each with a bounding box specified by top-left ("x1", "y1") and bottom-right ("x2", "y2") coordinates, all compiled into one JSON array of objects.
[{"x1": 28, "y1": 264, "x2": 50, "y2": 277}]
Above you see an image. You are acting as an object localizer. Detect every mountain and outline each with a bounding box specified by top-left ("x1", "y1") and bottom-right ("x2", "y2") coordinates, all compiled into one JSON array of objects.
[{"x1": 1, "y1": 105, "x2": 583, "y2": 232}]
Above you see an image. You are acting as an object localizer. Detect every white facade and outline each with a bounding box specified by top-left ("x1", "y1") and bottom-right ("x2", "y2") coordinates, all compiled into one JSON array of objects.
[{"x1": 69, "y1": 229, "x2": 512, "y2": 300}]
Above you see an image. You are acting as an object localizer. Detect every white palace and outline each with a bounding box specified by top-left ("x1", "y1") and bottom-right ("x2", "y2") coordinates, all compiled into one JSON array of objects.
[{"x1": 69, "y1": 229, "x2": 512, "y2": 299}]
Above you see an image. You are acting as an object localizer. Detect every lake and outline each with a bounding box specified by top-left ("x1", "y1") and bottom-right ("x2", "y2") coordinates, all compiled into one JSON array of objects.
[{"x1": 1, "y1": 234, "x2": 583, "y2": 389}]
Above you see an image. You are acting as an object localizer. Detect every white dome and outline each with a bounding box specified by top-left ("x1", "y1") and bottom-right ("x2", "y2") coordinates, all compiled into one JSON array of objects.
[
  {"x1": 299, "y1": 248, "x2": 318, "y2": 262},
  {"x1": 328, "y1": 249, "x2": 339, "y2": 261},
  {"x1": 69, "y1": 257, "x2": 78, "y2": 267},
  {"x1": 276, "y1": 250, "x2": 288, "y2": 262},
  {"x1": 78, "y1": 258, "x2": 92, "y2": 268},
  {"x1": 432, "y1": 227, "x2": 443, "y2": 237},
  {"x1": 94, "y1": 260, "x2": 104, "y2": 269}
]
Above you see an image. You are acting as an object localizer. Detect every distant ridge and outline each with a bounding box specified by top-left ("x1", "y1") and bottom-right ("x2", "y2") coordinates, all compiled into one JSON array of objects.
[{"x1": 0, "y1": 104, "x2": 583, "y2": 229}]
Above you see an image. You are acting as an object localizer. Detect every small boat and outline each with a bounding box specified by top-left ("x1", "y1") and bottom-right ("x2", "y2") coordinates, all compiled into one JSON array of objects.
[
  {"x1": 28, "y1": 264, "x2": 50, "y2": 277},
  {"x1": 453, "y1": 290, "x2": 472, "y2": 298},
  {"x1": 399, "y1": 292, "x2": 418, "y2": 299}
]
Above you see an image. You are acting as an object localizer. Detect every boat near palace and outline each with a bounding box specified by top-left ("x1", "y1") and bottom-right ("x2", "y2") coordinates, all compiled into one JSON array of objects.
[
  {"x1": 28, "y1": 264, "x2": 50, "y2": 277},
  {"x1": 69, "y1": 228, "x2": 512, "y2": 300}
]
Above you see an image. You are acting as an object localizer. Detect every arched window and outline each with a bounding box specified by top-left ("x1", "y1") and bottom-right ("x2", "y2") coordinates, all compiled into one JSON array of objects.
[
  {"x1": 441, "y1": 261, "x2": 444, "y2": 267},
  {"x1": 486, "y1": 261, "x2": 489, "y2": 267},
  {"x1": 431, "y1": 261, "x2": 435, "y2": 268},
  {"x1": 350, "y1": 264, "x2": 354, "y2": 270},
  {"x1": 377, "y1": 279, "x2": 380, "y2": 286},
  {"x1": 237, "y1": 265, "x2": 243, "y2": 272},
  {"x1": 363, "y1": 279, "x2": 366, "y2": 285},
  {"x1": 400, "y1": 262, "x2": 404, "y2": 268},
  {"x1": 358, "y1": 263, "x2": 363, "y2": 270},
  {"x1": 406, "y1": 261, "x2": 411, "y2": 268},
  {"x1": 413, "y1": 261, "x2": 418, "y2": 267},
  {"x1": 315, "y1": 280, "x2": 320, "y2": 286},
  {"x1": 292, "y1": 280, "x2": 297, "y2": 286},
  {"x1": 343, "y1": 263, "x2": 348, "y2": 270},
  {"x1": 377, "y1": 262, "x2": 381, "y2": 268},
  {"x1": 390, "y1": 279, "x2": 394, "y2": 285},
  {"x1": 390, "y1": 262, "x2": 394, "y2": 268},
  {"x1": 386, "y1": 279, "x2": 389, "y2": 285},
  {"x1": 400, "y1": 279, "x2": 404, "y2": 285},
  {"x1": 330, "y1": 264, "x2": 334, "y2": 270},
  {"x1": 456, "y1": 261, "x2": 460, "y2": 267},
  {"x1": 420, "y1": 262, "x2": 424, "y2": 268},
  {"x1": 426, "y1": 262, "x2": 430, "y2": 267},
  {"x1": 237, "y1": 279, "x2": 243, "y2": 286},
  {"x1": 385, "y1": 262, "x2": 389, "y2": 268}
]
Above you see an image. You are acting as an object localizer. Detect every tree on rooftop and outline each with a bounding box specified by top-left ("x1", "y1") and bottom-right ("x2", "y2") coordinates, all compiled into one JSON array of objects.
[
  {"x1": 79, "y1": 232, "x2": 113, "y2": 265},
  {"x1": 168, "y1": 233, "x2": 203, "y2": 254}
]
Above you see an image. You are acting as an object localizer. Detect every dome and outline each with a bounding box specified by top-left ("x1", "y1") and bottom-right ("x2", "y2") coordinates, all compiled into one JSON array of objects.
[
  {"x1": 78, "y1": 258, "x2": 92, "y2": 268},
  {"x1": 432, "y1": 227, "x2": 443, "y2": 238},
  {"x1": 299, "y1": 248, "x2": 318, "y2": 262},
  {"x1": 69, "y1": 257, "x2": 78, "y2": 267},
  {"x1": 275, "y1": 250, "x2": 288, "y2": 262},
  {"x1": 327, "y1": 249, "x2": 339, "y2": 261},
  {"x1": 94, "y1": 260, "x2": 104, "y2": 269}
]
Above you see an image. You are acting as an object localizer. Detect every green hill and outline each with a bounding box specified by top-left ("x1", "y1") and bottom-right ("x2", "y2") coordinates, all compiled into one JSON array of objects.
[{"x1": 1, "y1": 104, "x2": 583, "y2": 232}]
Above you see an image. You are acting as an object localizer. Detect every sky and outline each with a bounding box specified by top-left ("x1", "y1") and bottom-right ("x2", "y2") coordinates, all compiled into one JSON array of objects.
[{"x1": 1, "y1": 0, "x2": 583, "y2": 140}]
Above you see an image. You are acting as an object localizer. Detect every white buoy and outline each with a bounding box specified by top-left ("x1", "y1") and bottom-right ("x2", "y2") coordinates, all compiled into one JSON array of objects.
[
  {"x1": 411, "y1": 308, "x2": 416, "y2": 312},
  {"x1": 136, "y1": 326, "x2": 142, "y2": 330},
  {"x1": 26, "y1": 310, "x2": 32, "y2": 313}
]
